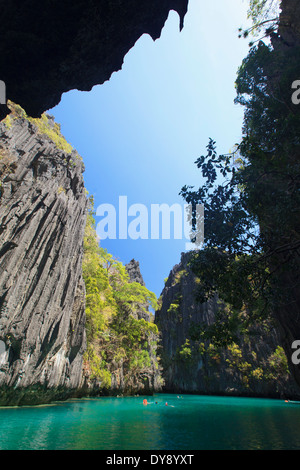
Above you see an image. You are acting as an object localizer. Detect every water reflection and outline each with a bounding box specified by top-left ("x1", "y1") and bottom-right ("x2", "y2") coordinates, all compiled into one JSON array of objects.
[{"x1": 0, "y1": 395, "x2": 300, "y2": 450}]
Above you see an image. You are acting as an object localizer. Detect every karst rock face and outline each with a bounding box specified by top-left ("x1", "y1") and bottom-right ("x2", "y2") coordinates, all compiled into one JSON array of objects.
[
  {"x1": 126, "y1": 259, "x2": 151, "y2": 322},
  {"x1": 124, "y1": 259, "x2": 163, "y2": 393},
  {"x1": 155, "y1": 252, "x2": 300, "y2": 399},
  {"x1": 0, "y1": 2, "x2": 190, "y2": 404},
  {"x1": 0, "y1": 0, "x2": 189, "y2": 118},
  {"x1": 277, "y1": 0, "x2": 300, "y2": 47},
  {"x1": 0, "y1": 108, "x2": 87, "y2": 405}
]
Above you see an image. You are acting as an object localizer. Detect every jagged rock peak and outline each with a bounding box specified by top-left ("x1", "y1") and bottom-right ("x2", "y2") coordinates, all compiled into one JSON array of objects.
[
  {"x1": 125, "y1": 259, "x2": 152, "y2": 322},
  {"x1": 125, "y1": 259, "x2": 145, "y2": 286}
]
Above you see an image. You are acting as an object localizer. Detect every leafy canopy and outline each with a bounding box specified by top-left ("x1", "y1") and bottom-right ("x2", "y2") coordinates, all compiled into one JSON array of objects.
[
  {"x1": 82, "y1": 198, "x2": 159, "y2": 390},
  {"x1": 180, "y1": 36, "x2": 300, "y2": 343}
]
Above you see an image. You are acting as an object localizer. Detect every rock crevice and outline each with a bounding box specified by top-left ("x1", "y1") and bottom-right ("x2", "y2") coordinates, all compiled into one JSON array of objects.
[
  {"x1": 155, "y1": 252, "x2": 300, "y2": 399},
  {"x1": 0, "y1": 109, "x2": 87, "y2": 405}
]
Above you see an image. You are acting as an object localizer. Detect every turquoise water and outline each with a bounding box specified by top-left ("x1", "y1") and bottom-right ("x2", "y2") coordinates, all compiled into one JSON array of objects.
[{"x1": 0, "y1": 394, "x2": 300, "y2": 450}]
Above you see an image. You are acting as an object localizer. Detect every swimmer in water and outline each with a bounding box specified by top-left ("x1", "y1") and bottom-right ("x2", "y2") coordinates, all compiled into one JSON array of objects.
[{"x1": 165, "y1": 401, "x2": 175, "y2": 407}]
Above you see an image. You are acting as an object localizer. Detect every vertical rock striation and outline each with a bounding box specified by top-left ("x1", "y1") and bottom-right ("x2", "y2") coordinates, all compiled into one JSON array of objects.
[
  {"x1": 257, "y1": 0, "x2": 300, "y2": 389},
  {"x1": 126, "y1": 259, "x2": 146, "y2": 288},
  {"x1": 0, "y1": 105, "x2": 87, "y2": 405},
  {"x1": 124, "y1": 259, "x2": 163, "y2": 393},
  {"x1": 126, "y1": 259, "x2": 151, "y2": 322},
  {"x1": 155, "y1": 252, "x2": 300, "y2": 399}
]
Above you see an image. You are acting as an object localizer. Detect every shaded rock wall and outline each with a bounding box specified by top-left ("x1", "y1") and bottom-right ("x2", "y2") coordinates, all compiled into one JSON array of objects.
[
  {"x1": 0, "y1": 0, "x2": 188, "y2": 118},
  {"x1": 260, "y1": 0, "x2": 300, "y2": 388},
  {"x1": 0, "y1": 109, "x2": 87, "y2": 405},
  {"x1": 125, "y1": 259, "x2": 163, "y2": 392},
  {"x1": 277, "y1": 0, "x2": 300, "y2": 46},
  {"x1": 155, "y1": 252, "x2": 300, "y2": 399},
  {"x1": 126, "y1": 258, "x2": 151, "y2": 322}
]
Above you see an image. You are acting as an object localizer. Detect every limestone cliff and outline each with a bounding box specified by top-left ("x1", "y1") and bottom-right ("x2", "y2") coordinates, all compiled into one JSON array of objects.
[
  {"x1": 126, "y1": 259, "x2": 146, "y2": 288},
  {"x1": 155, "y1": 252, "x2": 300, "y2": 399},
  {"x1": 0, "y1": 0, "x2": 188, "y2": 118},
  {"x1": 80, "y1": 249, "x2": 163, "y2": 397},
  {"x1": 126, "y1": 259, "x2": 152, "y2": 322},
  {"x1": 105, "y1": 259, "x2": 163, "y2": 395},
  {"x1": 125, "y1": 259, "x2": 163, "y2": 392},
  {"x1": 0, "y1": 106, "x2": 163, "y2": 404},
  {"x1": 0, "y1": 103, "x2": 87, "y2": 405}
]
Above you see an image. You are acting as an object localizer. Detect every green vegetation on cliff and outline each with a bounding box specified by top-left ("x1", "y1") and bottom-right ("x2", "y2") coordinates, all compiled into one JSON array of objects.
[
  {"x1": 155, "y1": 249, "x2": 294, "y2": 396},
  {"x1": 4, "y1": 101, "x2": 76, "y2": 155},
  {"x1": 179, "y1": 4, "x2": 300, "y2": 355},
  {"x1": 240, "y1": 0, "x2": 280, "y2": 41},
  {"x1": 82, "y1": 198, "x2": 160, "y2": 392}
]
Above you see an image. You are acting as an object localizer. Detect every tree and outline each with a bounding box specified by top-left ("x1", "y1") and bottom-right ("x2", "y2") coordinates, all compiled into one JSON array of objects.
[
  {"x1": 238, "y1": 0, "x2": 281, "y2": 45},
  {"x1": 180, "y1": 21, "x2": 300, "y2": 385},
  {"x1": 82, "y1": 198, "x2": 160, "y2": 392}
]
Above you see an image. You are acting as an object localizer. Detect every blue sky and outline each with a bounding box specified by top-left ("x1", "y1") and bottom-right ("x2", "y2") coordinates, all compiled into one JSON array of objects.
[{"x1": 51, "y1": 0, "x2": 252, "y2": 300}]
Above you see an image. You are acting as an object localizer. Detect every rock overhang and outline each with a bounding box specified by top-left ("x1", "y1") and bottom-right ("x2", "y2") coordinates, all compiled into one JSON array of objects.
[{"x1": 0, "y1": 0, "x2": 189, "y2": 119}]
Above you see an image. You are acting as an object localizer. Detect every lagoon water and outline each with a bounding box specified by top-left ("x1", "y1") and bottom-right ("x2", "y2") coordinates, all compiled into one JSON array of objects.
[{"x1": 0, "y1": 394, "x2": 300, "y2": 450}]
